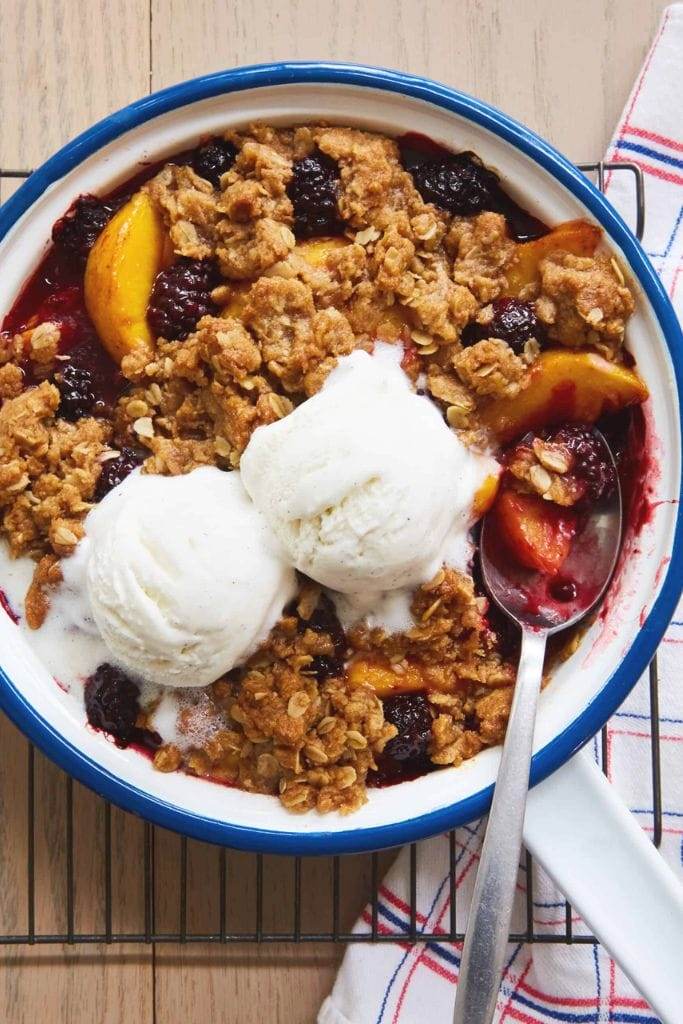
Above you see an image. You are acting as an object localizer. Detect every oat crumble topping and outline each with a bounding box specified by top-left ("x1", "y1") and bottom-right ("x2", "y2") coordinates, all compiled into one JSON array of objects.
[
  {"x1": 536, "y1": 251, "x2": 634, "y2": 357},
  {"x1": 452, "y1": 338, "x2": 530, "y2": 399},
  {"x1": 0, "y1": 122, "x2": 642, "y2": 814},
  {"x1": 0, "y1": 381, "x2": 110, "y2": 558}
]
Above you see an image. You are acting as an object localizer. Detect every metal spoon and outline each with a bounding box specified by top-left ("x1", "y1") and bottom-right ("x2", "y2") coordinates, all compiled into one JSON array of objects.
[{"x1": 453, "y1": 430, "x2": 622, "y2": 1024}]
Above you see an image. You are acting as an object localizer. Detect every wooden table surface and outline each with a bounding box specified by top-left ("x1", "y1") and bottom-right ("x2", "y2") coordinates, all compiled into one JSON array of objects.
[{"x1": 0, "y1": 1, "x2": 669, "y2": 1020}]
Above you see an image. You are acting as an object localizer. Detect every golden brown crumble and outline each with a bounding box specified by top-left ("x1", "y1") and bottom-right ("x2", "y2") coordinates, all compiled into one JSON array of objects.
[
  {"x1": 448, "y1": 212, "x2": 516, "y2": 303},
  {"x1": 219, "y1": 219, "x2": 296, "y2": 281},
  {"x1": 0, "y1": 382, "x2": 110, "y2": 557},
  {"x1": 144, "y1": 601, "x2": 397, "y2": 814},
  {"x1": 243, "y1": 276, "x2": 358, "y2": 394},
  {"x1": 147, "y1": 568, "x2": 517, "y2": 810},
  {"x1": 406, "y1": 259, "x2": 478, "y2": 343},
  {"x1": 452, "y1": 338, "x2": 530, "y2": 399},
  {"x1": 0, "y1": 121, "x2": 640, "y2": 814},
  {"x1": 473, "y1": 687, "x2": 514, "y2": 745},
  {"x1": 24, "y1": 322, "x2": 61, "y2": 374},
  {"x1": 425, "y1": 363, "x2": 477, "y2": 428},
  {"x1": 349, "y1": 568, "x2": 514, "y2": 688},
  {"x1": 25, "y1": 553, "x2": 63, "y2": 630},
  {"x1": 535, "y1": 252, "x2": 634, "y2": 356},
  {"x1": 1, "y1": 322, "x2": 61, "y2": 382},
  {"x1": 507, "y1": 437, "x2": 584, "y2": 506},
  {"x1": 144, "y1": 572, "x2": 515, "y2": 813},
  {"x1": 147, "y1": 164, "x2": 220, "y2": 260},
  {"x1": 315, "y1": 126, "x2": 423, "y2": 228},
  {"x1": 0, "y1": 363, "x2": 23, "y2": 399},
  {"x1": 372, "y1": 215, "x2": 416, "y2": 294},
  {"x1": 116, "y1": 314, "x2": 283, "y2": 468},
  {"x1": 147, "y1": 126, "x2": 480, "y2": 350}
]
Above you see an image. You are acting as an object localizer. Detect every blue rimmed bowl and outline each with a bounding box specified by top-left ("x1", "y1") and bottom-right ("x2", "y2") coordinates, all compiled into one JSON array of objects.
[{"x1": 0, "y1": 62, "x2": 681, "y2": 855}]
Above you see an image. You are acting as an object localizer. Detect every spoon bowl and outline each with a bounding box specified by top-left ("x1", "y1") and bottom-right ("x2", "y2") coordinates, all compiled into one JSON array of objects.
[{"x1": 480, "y1": 429, "x2": 622, "y2": 632}]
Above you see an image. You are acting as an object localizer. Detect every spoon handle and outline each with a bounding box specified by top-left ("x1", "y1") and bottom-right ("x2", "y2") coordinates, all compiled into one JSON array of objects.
[{"x1": 453, "y1": 625, "x2": 547, "y2": 1024}]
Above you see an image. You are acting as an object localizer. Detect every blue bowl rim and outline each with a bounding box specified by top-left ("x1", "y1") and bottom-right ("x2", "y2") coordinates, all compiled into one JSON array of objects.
[{"x1": 0, "y1": 60, "x2": 681, "y2": 855}]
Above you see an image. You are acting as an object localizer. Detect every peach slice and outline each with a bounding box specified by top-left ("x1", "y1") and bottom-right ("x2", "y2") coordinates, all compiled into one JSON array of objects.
[
  {"x1": 479, "y1": 349, "x2": 649, "y2": 443},
  {"x1": 84, "y1": 191, "x2": 167, "y2": 364},
  {"x1": 505, "y1": 219, "x2": 602, "y2": 297},
  {"x1": 472, "y1": 473, "x2": 501, "y2": 520},
  {"x1": 296, "y1": 236, "x2": 349, "y2": 268},
  {"x1": 348, "y1": 657, "x2": 427, "y2": 697},
  {"x1": 492, "y1": 489, "x2": 577, "y2": 575},
  {"x1": 220, "y1": 282, "x2": 251, "y2": 321}
]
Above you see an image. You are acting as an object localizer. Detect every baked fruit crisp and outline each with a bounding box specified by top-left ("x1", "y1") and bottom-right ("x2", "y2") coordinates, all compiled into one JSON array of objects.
[{"x1": 0, "y1": 124, "x2": 648, "y2": 814}]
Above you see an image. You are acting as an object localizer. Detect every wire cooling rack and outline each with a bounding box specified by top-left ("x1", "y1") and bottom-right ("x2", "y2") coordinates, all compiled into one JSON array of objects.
[{"x1": 0, "y1": 160, "x2": 658, "y2": 947}]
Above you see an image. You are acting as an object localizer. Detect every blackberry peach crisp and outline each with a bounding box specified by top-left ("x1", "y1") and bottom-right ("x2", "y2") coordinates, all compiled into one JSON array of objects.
[{"x1": 0, "y1": 123, "x2": 646, "y2": 815}]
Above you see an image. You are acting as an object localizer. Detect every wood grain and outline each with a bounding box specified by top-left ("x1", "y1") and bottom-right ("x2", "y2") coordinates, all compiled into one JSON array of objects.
[
  {"x1": 0, "y1": 0, "x2": 149, "y2": 167},
  {"x1": 0, "y1": 1, "x2": 671, "y2": 1020},
  {"x1": 0, "y1": 715, "x2": 154, "y2": 1023},
  {"x1": 150, "y1": 0, "x2": 668, "y2": 158}
]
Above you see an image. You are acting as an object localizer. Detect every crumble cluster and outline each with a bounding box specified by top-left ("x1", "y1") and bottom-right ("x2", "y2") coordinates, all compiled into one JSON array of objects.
[
  {"x1": 148, "y1": 570, "x2": 513, "y2": 812},
  {"x1": 0, "y1": 380, "x2": 110, "y2": 560},
  {"x1": 535, "y1": 253, "x2": 634, "y2": 359},
  {"x1": 506, "y1": 425, "x2": 618, "y2": 509},
  {"x1": 506, "y1": 436, "x2": 585, "y2": 506},
  {"x1": 148, "y1": 586, "x2": 396, "y2": 815}
]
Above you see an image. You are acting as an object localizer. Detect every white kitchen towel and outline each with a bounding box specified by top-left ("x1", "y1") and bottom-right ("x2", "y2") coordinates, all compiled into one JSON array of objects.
[{"x1": 319, "y1": 7, "x2": 683, "y2": 1023}]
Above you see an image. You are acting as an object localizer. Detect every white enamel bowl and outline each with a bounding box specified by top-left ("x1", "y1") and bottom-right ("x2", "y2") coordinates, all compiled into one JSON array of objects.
[{"x1": 0, "y1": 64, "x2": 681, "y2": 862}]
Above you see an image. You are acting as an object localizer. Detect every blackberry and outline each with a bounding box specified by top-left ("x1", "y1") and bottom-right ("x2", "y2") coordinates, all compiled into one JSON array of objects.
[
  {"x1": 84, "y1": 663, "x2": 140, "y2": 748},
  {"x1": 298, "y1": 594, "x2": 346, "y2": 654},
  {"x1": 57, "y1": 362, "x2": 96, "y2": 421},
  {"x1": 463, "y1": 710, "x2": 480, "y2": 732},
  {"x1": 287, "y1": 151, "x2": 343, "y2": 238},
  {"x1": 296, "y1": 594, "x2": 347, "y2": 682},
  {"x1": 370, "y1": 693, "x2": 434, "y2": 787},
  {"x1": 51, "y1": 195, "x2": 120, "y2": 266},
  {"x1": 549, "y1": 578, "x2": 578, "y2": 603},
  {"x1": 382, "y1": 693, "x2": 434, "y2": 764},
  {"x1": 464, "y1": 297, "x2": 539, "y2": 353},
  {"x1": 544, "y1": 424, "x2": 617, "y2": 506},
  {"x1": 191, "y1": 138, "x2": 238, "y2": 187},
  {"x1": 400, "y1": 136, "x2": 549, "y2": 241},
  {"x1": 54, "y1": 338, "x2": 123, "y2": 421},
  {"x1": 147, "y1": 258, "x2": 220, "y2": 340},
  {"x1": 407, "y1": 151, "x2": 500, "y2": 215},
  {"x1": 95, "y1": 447, "x2": 144, "y2": 501},
  {"x1": 308, "y1": 654, "x2": 344, "y2": 682}
]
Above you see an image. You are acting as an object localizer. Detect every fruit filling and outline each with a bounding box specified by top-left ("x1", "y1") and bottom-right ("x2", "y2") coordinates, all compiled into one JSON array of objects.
[
  {"x1": 492, "y1": 489, "x2": 578, "y2": 576},
  {"x1": 52, "y1": 194, "x2": 124, "y2": 266},
  {"x1": 0, "y1": 121, "x2": 649, "y2": 815},
  {"x1": 489, "y1": 420, "x2": 619, "y2": 585},
  {"x1": 190, "y1": 137, "x2": 238, "y2": 187},
  {"x1": 147, "y1": 258, "x2": 220, "y2": 340},
  {"x1": 287, "y1": 149, "x2": 343, "y2": 238},
  {"x1": 84, "y1": 663, "x2": 142, "y2": 749},
  {"x1": 463, "y1": 297, "x2": 541, "y2": 353}
]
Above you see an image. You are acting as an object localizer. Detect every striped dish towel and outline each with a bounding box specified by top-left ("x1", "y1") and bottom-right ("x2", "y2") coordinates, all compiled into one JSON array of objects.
[{"x1": 319, "y1": 7, "x2": 683, "y2": 1022}]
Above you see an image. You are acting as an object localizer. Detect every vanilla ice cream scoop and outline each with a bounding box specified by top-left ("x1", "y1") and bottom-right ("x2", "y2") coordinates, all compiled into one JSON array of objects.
[
  {"x1": 83, "y1": 466, "x2": 295, "y2": 687},
  {"x1": 241, "y1": 346, "x2": 497, "y2": 597}
]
